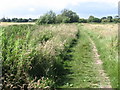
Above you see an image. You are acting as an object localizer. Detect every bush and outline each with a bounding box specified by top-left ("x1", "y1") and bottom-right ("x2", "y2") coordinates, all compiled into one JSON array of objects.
[
  {"x1": 2, "y1": 24, "x2": 78, "y2": 89},
  {"x1": 88, "y1": 16, "x2": 101, "y2": 23},
  {"x1": 2, "y1": 25, "x2": 54, "y2": 88},
  {"x1": 62, "y1": 16, "x2": 70, "y2": 23},
  {"x1": 79, "y1": 18, "x2": 87, "y2": 23},
  {"x1": 36, "y1": 11, "x2": 56, "y2": 25}
]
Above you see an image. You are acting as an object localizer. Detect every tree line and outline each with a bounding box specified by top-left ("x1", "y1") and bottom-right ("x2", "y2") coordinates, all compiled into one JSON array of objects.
[
  {"x1": 0, "y1": 9, "x2": 120, "y2": 24},
  {"x1": 0, "y1": 18, "x2": 37, "y2": 22},
  {"x1": 36, "y1": 9, "x2": 120, "y2": 24}
]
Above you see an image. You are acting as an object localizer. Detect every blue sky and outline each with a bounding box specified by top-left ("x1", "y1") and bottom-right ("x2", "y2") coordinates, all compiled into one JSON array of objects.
[{"x1": 0, "y1": 0, "x2": 119, "y2": 19}]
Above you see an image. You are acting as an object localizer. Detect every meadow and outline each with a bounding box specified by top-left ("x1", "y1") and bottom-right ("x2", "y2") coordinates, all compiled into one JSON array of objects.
[{"x1": 1, "y1": 23, "x2": 118, "y2": 89}]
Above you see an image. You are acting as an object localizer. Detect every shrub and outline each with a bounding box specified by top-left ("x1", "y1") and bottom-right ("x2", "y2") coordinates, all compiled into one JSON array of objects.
[
  {"x1": 62, "y1": 16, "x2": 70, "y2": 23},
  {"x1": 88, "y1": 16, "x2": 101, "y2": 23},
  {"x1": 36, "y1": 11, "x2": 56, "y2": 25},
  {"x1": 79, "y1": 18, "x2": 87, "y2": 23},
  {"x1": 2, "y1": 24, "x2": 78, "y2": 89}
]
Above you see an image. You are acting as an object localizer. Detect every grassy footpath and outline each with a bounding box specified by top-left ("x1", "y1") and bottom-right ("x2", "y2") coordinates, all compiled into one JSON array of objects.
[
  {"x1": 81, "y1": 24, "x2": 118, "y2": 88},
  {"x1": 58, "y1": 24, "x2": 99, "y2": 88}
]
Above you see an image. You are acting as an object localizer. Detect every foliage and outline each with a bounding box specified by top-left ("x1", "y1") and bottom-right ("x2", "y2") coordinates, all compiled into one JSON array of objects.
[
  {"x1": 61, "y1": 9, "x2": 79, "y2": 23},
  {"x1": 107, "y1": 16, "x2": 113, "y2": 22},
  {"x1": 0, "y1": 10, "x2": 119, "y2": 23},
  {"x1": 87, "y1": 16, "x2": 101, "y2": 23},
  {"x1": 62, "y1": 16, "x2": 70, "y2": 23},
  {"x1": 28, "y1": 77, "x2": 55, "y2": 88},
  {"x1": 113, "y1": 18, "x2": 120, "y2": 23},
  {"x1": 36, "y1": 11, "x2": 56, "y2": 25},
  {"x1": 101, "y1": 19, "x2": 108, "y2": 23},
  {"x1": 101, "y1": 17, "x2": 107, "y2": 20},
  {"x1": 101, "y1": 16, "x2": 119, "y2": 23},
  {"x1": 87, "y1": 16, "x2": 94, "y2": 22},
  {"x1": 0, "y1": 18, "x2": 37, "y2": 22},
  {"x1": 79, "y1": 18, "x2": 87, "y2": 23},
  {"x1": 56, "y1": 15, "x2": 63, "y2": 23},
  {"x1": 2, "y1": 24, "x2": 78, "y2": 89},
  {"x1": 2, "y1": 25, "x2": 37, "y2": 88},
  {"x1": 56, "y1": 15, "x2": 70, "y2": 23},
  {"x1": 0, "y1": 18, "x2": 6, "y2": 22},
  {"x1": 36, "y1": 9, "x2": 79, "y2": 24}
]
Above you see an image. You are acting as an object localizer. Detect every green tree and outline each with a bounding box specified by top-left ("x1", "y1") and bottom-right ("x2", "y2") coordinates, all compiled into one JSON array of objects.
[
  {"x1": 101, "y1": 16, "x2": 113, "y2": 23},
  {"x1": 62, "y1": 16, "x2": 70, "y2": 23},
  {"x1": 56, "y1": 15, "x2": 70, "y2": 23},
  {"x1": 101, "y1": 17, "x2": 106, "y2": 23},
  {"x1": 0, "y1": 17, "x2": 6, "y2": 22},
  {"x1": 55, "y1": 15, "x2": 63, "y2": 23},
  {"x1": 79, "y1": 18, "x2": 87, "y2": 23},
  {"x1": 88, "y1": 16, "x2": 101, "y2": 23},
  {"x1": 61, "y1": 9, "x2": 79, "y2": 23},
  {"x1": 101, "y1": 17, "x2": 107, "y2": 20},
  {"x1": 107, "y1": 16, "x2": 113, "y2": 22},
  {"x1": 113, "y1": 18, "x2": 120, "y2": 23},
  {"x1": 11, "y1": 18, "x2": 18, "y2": 22},
  {"x1": 93, "y1": 18, "x2": 101, "y2": 22},
  {"x1": 114, "y1": 15, "x2": 119, "y2": 19},
  {"x1": 87, "y1": 16, "x2": 95, "y2": 22},
  {"x1": 6, "y1": 18, "x2": 11, "y2": 22},
  {"x1": 101, "y1": 19, "x2": 108, "y2": 23},
  {"x1": 36, "y1": 10, "x2": 56, "y2": 25}
]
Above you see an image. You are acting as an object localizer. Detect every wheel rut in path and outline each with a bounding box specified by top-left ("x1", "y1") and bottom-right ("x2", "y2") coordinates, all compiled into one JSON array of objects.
[{"x1": 88, "y1": 35, "x2": 112, "y2": 88}]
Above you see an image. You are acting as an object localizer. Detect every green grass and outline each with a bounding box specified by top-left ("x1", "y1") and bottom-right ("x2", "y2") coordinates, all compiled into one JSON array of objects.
[
  {"x1": 82, "y1": 24, "x2": 118, "y2": 88},
  {"x1": 57, "y1": 24, "x2": 99, "y2": 88},
  {"x1": 2, "y1": 23, "x2": 118, "y2": 88},
  {"x1": 2, "y1": 24, "x2": 78, "y2": 89},
  {"x1": 0, "y1": 27, "x2": 2, "y2": 79}
]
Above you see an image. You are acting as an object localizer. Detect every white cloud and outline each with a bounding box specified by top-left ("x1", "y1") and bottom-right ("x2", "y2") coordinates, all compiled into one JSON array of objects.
[
  {"x1": 29, "y1": 8, "x2": 35, "y2": 12},
  {"x1": 0, "y1": 0, "x2": 119, "y2": 18},
  {"x1": 0, "y1": 0, "x2": 119, "y2": 11}
]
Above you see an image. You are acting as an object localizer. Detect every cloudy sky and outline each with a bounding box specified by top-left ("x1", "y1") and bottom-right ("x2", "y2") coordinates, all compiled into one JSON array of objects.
[{"x1": 0, "y1": 0, "x2": 119, "y2": 19}]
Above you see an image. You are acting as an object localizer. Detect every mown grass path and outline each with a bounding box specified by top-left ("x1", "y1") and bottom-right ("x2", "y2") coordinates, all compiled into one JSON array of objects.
[
  {"x1": 58, "y1": 25, "x2": 99, "y2": 88},
  {"x1": 58, "y1": 24, "x2": 112, "y2": 88},
  {"x1": 86, "y1": 31, "x2": 112, "y2": 88}
]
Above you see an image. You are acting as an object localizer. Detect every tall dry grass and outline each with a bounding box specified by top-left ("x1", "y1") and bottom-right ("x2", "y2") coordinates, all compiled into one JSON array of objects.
[{"x1": 2, "y1": 24, "x2": 78, "y2": 88}]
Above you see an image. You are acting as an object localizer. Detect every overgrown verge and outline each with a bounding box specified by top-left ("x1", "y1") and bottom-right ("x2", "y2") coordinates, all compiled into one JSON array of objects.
[
  {"x1": 55, "y1": 25, "x2": 80, "y2": 87},
  {"x1": 81, "y1": 24, "x2": 118, "y2": 88},
  {"x1": 1, "y1": 24, "x2": 78, "y2": 89}
]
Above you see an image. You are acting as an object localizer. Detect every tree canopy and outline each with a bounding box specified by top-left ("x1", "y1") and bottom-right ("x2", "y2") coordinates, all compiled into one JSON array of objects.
[
  {"x1": 36, "y1": 9, "x2": 79, "y2": 25},
  {"x1": 61, "y1": 9, "x2": 79, "y2": 23},
  {"x1": 36, "y1": 11, "x2": 56, "y2": 25}
]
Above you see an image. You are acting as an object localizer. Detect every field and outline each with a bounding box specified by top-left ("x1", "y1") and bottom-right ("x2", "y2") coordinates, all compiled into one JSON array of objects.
[
  {"x1": 1, "y1": 23, "x2": 118, "y2": 89},
  {"x1": 0, "y1": 22, "x2": 35, "y2": 26}
]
